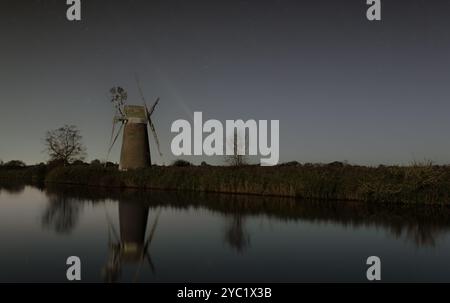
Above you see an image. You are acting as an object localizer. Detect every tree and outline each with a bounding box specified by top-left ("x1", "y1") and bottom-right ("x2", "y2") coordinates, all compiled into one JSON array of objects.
[
  {"x1": 90, "y1": 159, "x2": 102, "y2": 166},
  {"x1": 72, "y1": 160, "x2": 87, "y2": 166},
  {"x1": 44, "y1": 125, "x2": 87, "y2": 164},
  {"x1": 109, "y1": 86, "x2": 127, "y2": 115},
  {"x1": 225, "y1": 129, "x2": 248, "y2": 166}
]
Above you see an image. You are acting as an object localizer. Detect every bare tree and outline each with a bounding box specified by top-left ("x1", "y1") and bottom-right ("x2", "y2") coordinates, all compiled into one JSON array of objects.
[
  {"x1": 225, "y1": 129, "x2": 248, "y2": 166},
  {"x1": 44, "y1": 125, "x2": 87, "y2": 164}
]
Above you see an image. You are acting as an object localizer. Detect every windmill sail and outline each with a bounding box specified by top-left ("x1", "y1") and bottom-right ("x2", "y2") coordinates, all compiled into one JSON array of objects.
[
  {"x1": 148, "y1": 97, "x2": 160, "y2": 116},
  {"x1": 148, "y1": 117, "x2": 163, "y2": 157},
  {"x1": 107, "y1": 120, "x2": 124, "y2": 161}
]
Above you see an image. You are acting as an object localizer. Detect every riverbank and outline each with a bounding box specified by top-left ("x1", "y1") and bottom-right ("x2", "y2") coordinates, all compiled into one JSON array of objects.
[{"x1": 2, "y1": 162, "x2": 450, "y2": 204}]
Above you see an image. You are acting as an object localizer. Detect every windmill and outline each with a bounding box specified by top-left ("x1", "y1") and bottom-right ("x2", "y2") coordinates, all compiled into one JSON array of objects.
[{"x1": 107, "y1": 77, "x2": 162, "y2": 171}]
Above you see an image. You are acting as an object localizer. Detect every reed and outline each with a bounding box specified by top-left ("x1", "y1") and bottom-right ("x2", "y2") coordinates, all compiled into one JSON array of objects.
[{"x1": 35, "y1": 162, "x2": 450, "y2": 204}]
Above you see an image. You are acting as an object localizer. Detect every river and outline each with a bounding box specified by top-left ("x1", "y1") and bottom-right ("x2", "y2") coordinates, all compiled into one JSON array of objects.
[{"x1": 1, "y1": 183, "x2": 450, "y2": 282}]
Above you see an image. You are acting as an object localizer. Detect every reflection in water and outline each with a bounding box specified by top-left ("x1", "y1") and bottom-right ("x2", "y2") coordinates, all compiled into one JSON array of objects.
[
  {"x1": 42, "y1": 193, "x2": 82, "y2": 234},
  {"x1": 0, "y1": 183, "x2": 26, "y2": 195},
  {"x1": 103, "y1": 201, "x2": 161, "y2": 282},
  {"x1": 224, "y1": 215, "x2": 250, "y2": 253},
  {"x1": 40, "y1": 185, "x2": 450, "y2": 249},
  {"x1": 2, "y1": 182, "x2": 450, "y2": 282}
]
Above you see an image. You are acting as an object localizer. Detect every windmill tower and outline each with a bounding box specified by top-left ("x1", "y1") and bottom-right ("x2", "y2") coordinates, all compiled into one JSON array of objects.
[{"x1": 107, "y1": 78, "x2": 162, "y2": 171}]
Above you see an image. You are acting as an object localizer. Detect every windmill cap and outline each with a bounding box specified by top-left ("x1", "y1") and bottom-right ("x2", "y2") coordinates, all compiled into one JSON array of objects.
[{"x1": 124, "y1": 105, "x2": 147, "y2": 123}]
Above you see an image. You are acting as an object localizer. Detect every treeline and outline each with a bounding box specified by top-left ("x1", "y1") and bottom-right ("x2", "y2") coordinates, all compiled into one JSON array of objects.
[
  {"x1": 0, "y1": 159, "x2": 114, "y2": 183},
  {"x1": 0, "y1": 160, "x2": 45, "y2": 183}
]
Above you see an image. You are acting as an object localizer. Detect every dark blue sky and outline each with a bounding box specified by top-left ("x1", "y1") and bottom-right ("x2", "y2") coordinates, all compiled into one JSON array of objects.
[{"x1": 1, "y1": 0, "x2": 450, "y2": 165}]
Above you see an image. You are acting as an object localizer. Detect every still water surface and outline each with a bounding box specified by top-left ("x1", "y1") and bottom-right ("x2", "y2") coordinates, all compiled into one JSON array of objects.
[{"x1": 1, "y1": 183, "x2": 450, "y2": 282}]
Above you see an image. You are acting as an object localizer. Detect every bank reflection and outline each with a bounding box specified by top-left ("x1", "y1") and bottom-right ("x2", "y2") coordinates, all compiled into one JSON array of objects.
[
  {"x1": 0, "y1": 183, "x2": 26, "y2": 195},
  {"x1": 39, "y1": 184, "x2": 450, "y2": 251},
  {"x1": 103, "y1": 201, "x2": 160, "y2": 282}
]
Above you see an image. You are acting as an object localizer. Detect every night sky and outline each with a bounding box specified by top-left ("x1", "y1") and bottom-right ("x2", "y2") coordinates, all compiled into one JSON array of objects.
[{"x1": 1, "y1": 0, "x2": 450, "y2": 165}]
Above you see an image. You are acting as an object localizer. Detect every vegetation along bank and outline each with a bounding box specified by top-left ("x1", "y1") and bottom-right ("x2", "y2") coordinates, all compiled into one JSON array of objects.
[{"x1": 1, "y1": 161, "x2": 450, "y2": 204}]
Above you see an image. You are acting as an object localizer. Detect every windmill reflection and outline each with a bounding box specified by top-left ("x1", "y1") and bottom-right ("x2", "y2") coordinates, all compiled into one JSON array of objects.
[{"x1": 103, "y1": 202, "x2": 161, "y2": 282}]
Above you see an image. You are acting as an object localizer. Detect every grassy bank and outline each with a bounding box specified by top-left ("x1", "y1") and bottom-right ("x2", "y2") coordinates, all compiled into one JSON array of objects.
[
  {"x1": 2, "y1": 162, "x2": 450, "y2": 204},
  {"x1": 37, "y1": 163, "x2": 450, "y2": 204}
]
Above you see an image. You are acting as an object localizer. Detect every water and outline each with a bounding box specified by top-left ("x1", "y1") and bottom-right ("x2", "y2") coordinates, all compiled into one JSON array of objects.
[{"x1": 1, "y1": 183, "x2": 450, "y2": 282}]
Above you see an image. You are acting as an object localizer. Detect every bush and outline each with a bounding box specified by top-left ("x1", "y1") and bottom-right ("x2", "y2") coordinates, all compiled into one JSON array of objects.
[
  {"x1": 278, "y1": 161, "x2": 300, "y2": 167},
  {"x1": 3, "y1": 160, "x2": 26, "y2": 169},
  {"x1": 90, "y1": 159, "x2": 102, "y2": 166},
  {"x1": 172, "y1": 160, "x2": 192, "y2": 167},
  {"x1": 47, "y1": 159, "x2": 66, "y2": 170}
]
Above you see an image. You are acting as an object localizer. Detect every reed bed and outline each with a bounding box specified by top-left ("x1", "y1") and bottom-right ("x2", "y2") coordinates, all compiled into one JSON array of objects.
[{"x1": 31, "y1": 162, "x2": 450, "y2": 204}]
